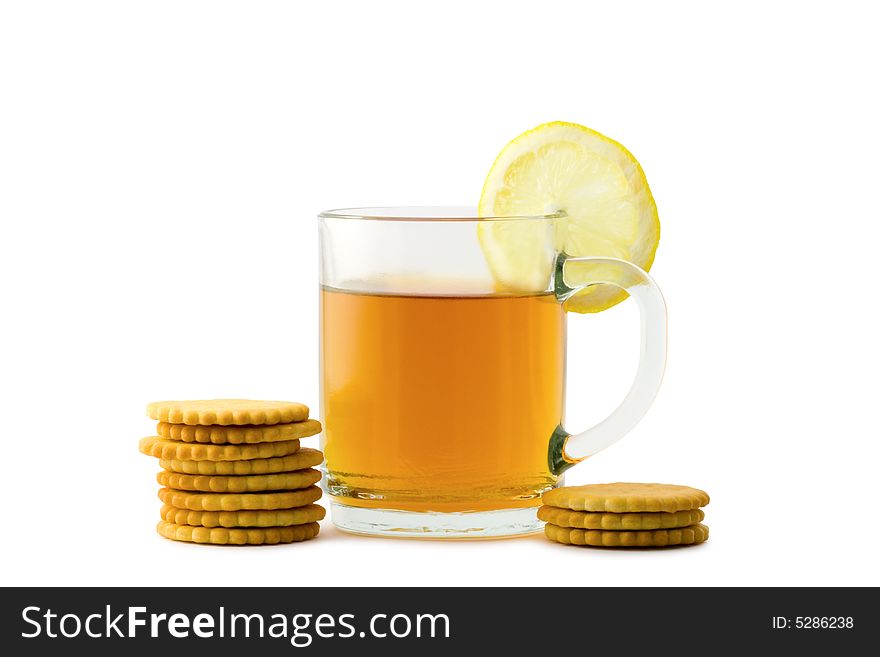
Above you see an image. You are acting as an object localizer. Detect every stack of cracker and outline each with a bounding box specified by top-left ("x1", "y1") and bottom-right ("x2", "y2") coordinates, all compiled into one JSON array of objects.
[
  {"x1": 539, "y1": 483, "x2": 710, "y2": 548},
  {"x1": 138, "y1": 400, "x2": 325, "y2": 546}
]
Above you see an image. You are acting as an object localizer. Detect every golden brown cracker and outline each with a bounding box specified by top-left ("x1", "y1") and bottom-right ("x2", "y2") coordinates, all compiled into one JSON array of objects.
[
  {"x1": 160, "y1": 504, "x2": 325, "y2": 528},
  {"x1": 139, "y1": 436, "x2": 300, "y2": 461},
  {"x1": 157, "y1": 520, "x2": 319, "y2": 545},
  {"x1": 158, "y1": 448, "x2": 323, "y2": 475},
  {"x1": 537, "y1": 506, "x2": 704, "y2": 530},
  {"x1": 545, "y1": 522, "x2": 709, "y2": 547},
  {"x1": 156, "y1": 468, "x2": 321, "y2": 493},
  {"x1": 157, "y1": 486, "x2": 322, "y2": 511},
  {"x1": 542, "y1": 483, "x2": 709, "y2": 513},
  {"x1": 147, "y1": 399, "x2": 309, "y2": 426},
  {"x1": 156, "y1": 419, "x2": 321, "y2": 444}
]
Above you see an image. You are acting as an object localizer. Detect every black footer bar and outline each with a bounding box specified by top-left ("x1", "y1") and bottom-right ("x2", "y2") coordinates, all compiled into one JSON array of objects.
[{"x1": 1, "y1": 587, "x2": 871, "y2": 654}]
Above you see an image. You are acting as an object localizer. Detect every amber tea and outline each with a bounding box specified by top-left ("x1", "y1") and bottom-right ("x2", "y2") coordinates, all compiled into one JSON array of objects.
[{"x1": 320, "y1": 287, "x2": 565, "y2": 513}]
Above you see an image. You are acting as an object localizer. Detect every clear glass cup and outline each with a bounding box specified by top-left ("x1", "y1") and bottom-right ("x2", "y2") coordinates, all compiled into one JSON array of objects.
[{"x1": 319, "y1": 207, "x2": 666, "y2": 538}]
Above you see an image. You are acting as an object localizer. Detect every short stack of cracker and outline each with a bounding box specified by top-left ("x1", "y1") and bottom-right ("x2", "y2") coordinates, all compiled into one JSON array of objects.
[
  {"x1": 138, "y1": 400, "x2": 325, "y2": 546},
  {"x1": 539, "y1": 483, "x2": 710, "y2": 548}
]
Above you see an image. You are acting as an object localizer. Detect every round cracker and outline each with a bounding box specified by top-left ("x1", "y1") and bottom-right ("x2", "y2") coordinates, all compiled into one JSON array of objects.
[
  {"x1": 156, "y1": 468, "x2": 321, "y2": 493},
  {"x1": 158, "y1": 486, "x2": 322, "y2": 511},
  {"x1": 159, "y1": 449, "x2": 323, "y2": 475},
  {"x1": 156, "y1": 419, "x2": 321, "y2": 444},
  {"x1": 147, "y1": 399, "x2": 308, "y2": 426},
  {"x1": 542, "y1": 483, "x2": 709, "y2": 513},
  {"x1": 139, "y1": 436, "x2": 300, "y2": 461},
  {"x1": 160, "y1": 504, "x2": 326, "y2": 528},
  {"x1": 538, "y1": 506, "x2": 704, "y2": 530},
  {"x1": 545, "y1": 523, "x2": 709, "y2": 547},
  {"x1": 157, "y1": 520, "x2": 319, "y2": 545}
]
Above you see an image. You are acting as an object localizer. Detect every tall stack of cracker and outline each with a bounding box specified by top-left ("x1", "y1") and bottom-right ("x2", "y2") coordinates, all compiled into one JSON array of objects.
[{"x1": 138, "y1": 400, "x2": 325, "y2": 545}]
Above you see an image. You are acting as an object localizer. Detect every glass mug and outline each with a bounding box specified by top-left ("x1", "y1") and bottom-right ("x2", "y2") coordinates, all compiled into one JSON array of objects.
[{"x1": 319, "y1": 207, "x2": 666, "y2": 538}]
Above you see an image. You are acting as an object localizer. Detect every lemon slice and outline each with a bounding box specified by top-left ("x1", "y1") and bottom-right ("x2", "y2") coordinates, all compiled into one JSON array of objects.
[{"x1": 478, "y1": 121, "x2": 660, "y2": 313}]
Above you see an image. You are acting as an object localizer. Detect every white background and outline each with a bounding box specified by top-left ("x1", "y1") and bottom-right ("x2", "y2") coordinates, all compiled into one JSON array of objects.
[{"x1": 1, "y1": 0, "x2": 878, "y2": 587}]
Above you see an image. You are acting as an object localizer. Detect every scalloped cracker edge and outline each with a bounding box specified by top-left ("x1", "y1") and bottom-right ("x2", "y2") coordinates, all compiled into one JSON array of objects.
[
  {"x1": 147, "y1": 399, "x2": 308, "y2": 426},
  {"x1": 157, "y1": 520, "x2": 320, "y2": 545},
  {"x1": 156, "y1": 419, "x2": 321, "y2": 444},
  {"x1": 160, "y1": 504, "x2": 326, "y2": 528},
  {"x1": 157, "y1": 486, "x2": 322, "y2": 511},
  {"x1": 139, "y1": 436, "x2": 300, "y2": 461},
  {"x1": 544, "y1": 522, "x2": 709, "y2": 547},
  {"x1": 538, "y1": 507, "x2": 704, "y2": 530},
  {"x1": 156, "y1": 468, "x2": 321, "y2": 493},
  {"x1": 542, "y1": 483, "x2": 709, "y2": 513},
  {"x1": 158, "y1": 449, "x2": 323, "y2": 475}
]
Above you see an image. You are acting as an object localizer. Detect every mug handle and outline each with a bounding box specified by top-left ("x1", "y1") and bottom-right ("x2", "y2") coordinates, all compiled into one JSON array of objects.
[{"x1": 549, "y1": 254, "x2": 668, "y2": 474}]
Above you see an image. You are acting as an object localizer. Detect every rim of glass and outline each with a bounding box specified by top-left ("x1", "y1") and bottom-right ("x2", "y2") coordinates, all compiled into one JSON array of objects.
[{"x1": 318, "y1": 206, "x2": 564, "y2": 222}]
